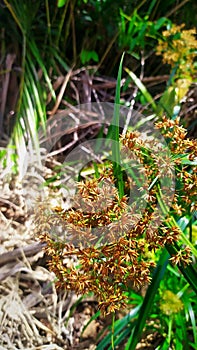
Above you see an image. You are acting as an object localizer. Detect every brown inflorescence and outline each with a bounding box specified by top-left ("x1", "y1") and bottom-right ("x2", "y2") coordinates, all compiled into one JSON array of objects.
[{"x1": 36, "y1": 116, "x2": 196, "y2": 314}]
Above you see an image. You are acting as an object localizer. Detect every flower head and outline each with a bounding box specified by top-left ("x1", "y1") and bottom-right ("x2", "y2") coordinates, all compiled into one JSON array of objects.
[{"x1": 160, "y1": 290, "x2": 184, "y2": 315}]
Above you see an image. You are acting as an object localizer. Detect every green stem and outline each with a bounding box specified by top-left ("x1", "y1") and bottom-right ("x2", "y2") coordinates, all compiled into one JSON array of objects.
[
  {"x1": 3, "y1": 0, "x2": 23, "y2": 32},
  {"x1": 111, "y1": 312, "x2": 115, "y2": 350},
  {"x1": 55, "y1": 0, "x2": 69, "y2": 47},
  {"x1": 45, "y1": 0, "x2": 52, "y2": 46},
  {"x1": 167, "y1": 316, "x2": 173, "y2": 345}
]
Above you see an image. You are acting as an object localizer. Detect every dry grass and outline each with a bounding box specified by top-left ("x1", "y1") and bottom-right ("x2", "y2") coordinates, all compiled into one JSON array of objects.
[{"x1": 0, "y1": 172, "x2": 101, "y2": 349}]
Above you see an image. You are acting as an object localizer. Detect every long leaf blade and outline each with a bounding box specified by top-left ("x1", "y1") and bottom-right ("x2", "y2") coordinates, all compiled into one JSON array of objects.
[{"x1": 125, "y1": 248, "x2": 170, "y2": 350}]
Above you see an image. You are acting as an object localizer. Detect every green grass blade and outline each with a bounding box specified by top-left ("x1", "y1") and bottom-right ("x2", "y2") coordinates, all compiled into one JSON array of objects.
[
  {"x1": 26, "y1": 55, "x2": 47, "y2": 128},
  {"x1": 125, "y1": 68, "x2": 157, "y2": 112},
  {"x1": 96, "y1": 304, "x2": 141, "y2": 350},
  {"x1": 28, "y1": 40, "x2": 56, "y2": 100},
  {"x1": 175, "y1": 312, "x2": 188, "y2": 349},
  {"x1": 53, "y1": 50, "x2": 70, "y2": 72},
  {"x1": 182, "y1": 297, "x2": 197, "y2": 346},
  {"x1": 107, "y1": 53, "x2": 125, "y2": 198},
  {"x1": 81, "y1": 310, "x2": 100, "y2": 338},
  {"x1": 125, "y1": 248, "x2": 170, "y2": 350}
]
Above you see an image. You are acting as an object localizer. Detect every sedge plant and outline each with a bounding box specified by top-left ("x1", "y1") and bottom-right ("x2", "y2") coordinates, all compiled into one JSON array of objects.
[{"x1": 35, "y1": 52, "x2": 197, "y2": 349}]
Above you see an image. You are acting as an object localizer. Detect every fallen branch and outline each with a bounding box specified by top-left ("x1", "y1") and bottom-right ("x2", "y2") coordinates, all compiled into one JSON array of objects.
[{"x1": 0, "y1": 242, "x2": 46, "y2": 267}]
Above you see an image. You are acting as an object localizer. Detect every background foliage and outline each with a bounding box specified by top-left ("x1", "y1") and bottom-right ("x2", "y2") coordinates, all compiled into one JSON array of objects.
[{"x1": 0, "y1": 1, "x2": 197, "y2": 349}]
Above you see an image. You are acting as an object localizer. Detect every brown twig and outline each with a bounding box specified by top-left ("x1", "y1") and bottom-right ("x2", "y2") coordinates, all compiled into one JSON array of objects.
[
  {"x1": 47, "y1": 67, "x2": 74, "y2": 116},
  {"x1": 0, "y1": 53, "x2": 16, "y2": 135},
  {"x1": 0, "y1": 242, "x2": 46, "y2": 267}
]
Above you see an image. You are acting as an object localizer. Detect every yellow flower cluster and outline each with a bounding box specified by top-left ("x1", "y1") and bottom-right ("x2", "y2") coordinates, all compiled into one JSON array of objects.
[
  {"x1": 160, "y1": 290, "x2": 183, "y2": 316},
  {"x1": 156, "y1": 24, "x2": 197, "y2": 79}
]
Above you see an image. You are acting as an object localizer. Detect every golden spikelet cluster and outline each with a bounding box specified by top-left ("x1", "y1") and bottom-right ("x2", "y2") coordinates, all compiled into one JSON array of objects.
[
  {"x1": 156, "y1": 24, "x2": 197, "y2": 78},
  {"x1": 36, "y1": 173, "x2": 157, "y2": 314},
  {"x1": 35, "y1": 116, "x2": 197, "y2": 314},
  {"x1": 156, "y1": 116, "x2": 197, "y2": 213}
]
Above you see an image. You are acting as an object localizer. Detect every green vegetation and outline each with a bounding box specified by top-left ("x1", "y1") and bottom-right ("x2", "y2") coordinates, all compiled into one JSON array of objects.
[{"x1": 0, "y1": 1, "x2": 197, "y2": 349}]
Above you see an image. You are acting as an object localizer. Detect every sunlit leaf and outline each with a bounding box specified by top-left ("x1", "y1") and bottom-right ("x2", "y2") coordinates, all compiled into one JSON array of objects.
[{"x1": 57, "y1": 0, "x2": 67, "y2": 8}]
